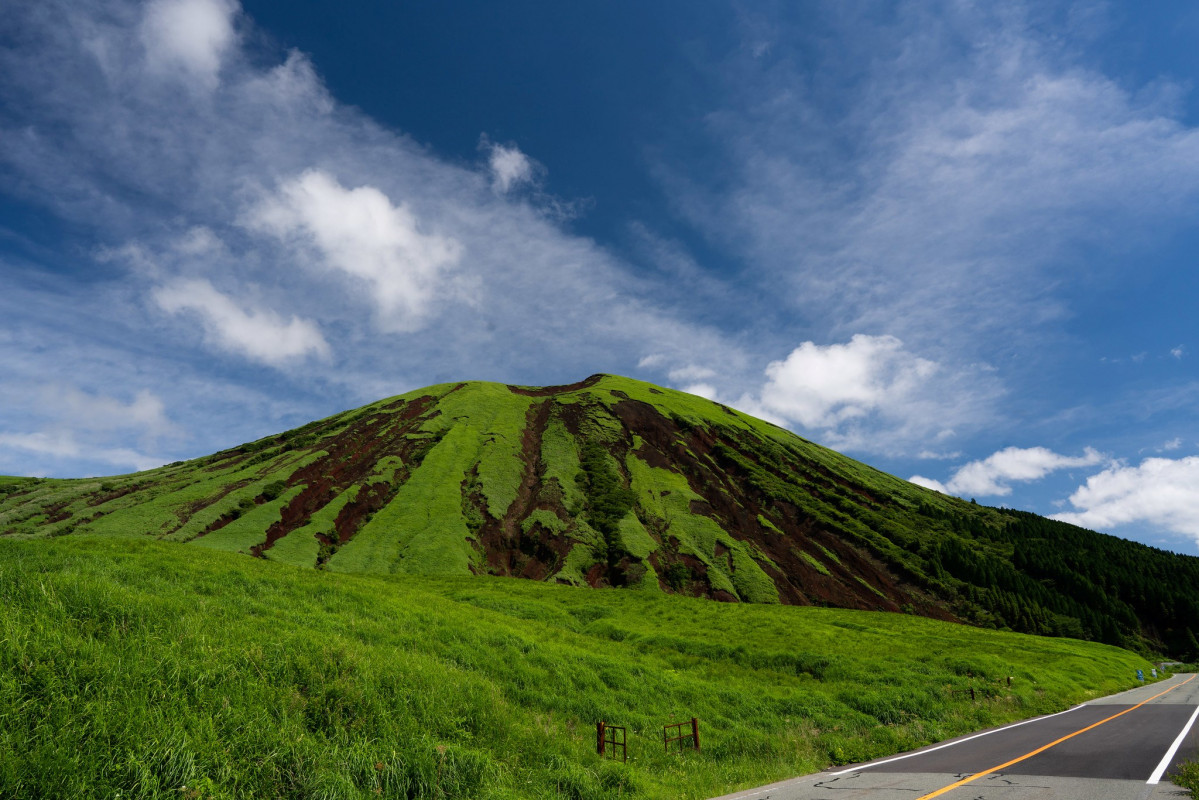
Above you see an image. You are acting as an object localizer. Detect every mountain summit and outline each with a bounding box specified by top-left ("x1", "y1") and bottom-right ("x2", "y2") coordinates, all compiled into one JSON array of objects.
[{"x1": 3, "y1": 374, "x2": 1198, "y2": 655}]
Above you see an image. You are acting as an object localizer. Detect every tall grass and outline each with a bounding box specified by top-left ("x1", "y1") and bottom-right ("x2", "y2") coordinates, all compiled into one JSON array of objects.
[{"x1": 0, "y1": 537, "x2": 1156, "y2": 799}]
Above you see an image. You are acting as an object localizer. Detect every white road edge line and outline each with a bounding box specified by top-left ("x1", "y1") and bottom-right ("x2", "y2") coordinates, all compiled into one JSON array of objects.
[
  {"x1": 1147, "y1": 704, "x2": 1199, "y2": 784},
  {"x1": 828, "y1": 704, "x2": 1088, "y2": 776}
]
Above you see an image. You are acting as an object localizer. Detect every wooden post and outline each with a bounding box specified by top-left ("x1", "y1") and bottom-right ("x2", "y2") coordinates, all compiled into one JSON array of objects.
[
  {"x1": 597, "y1": 721, "x2": 605, "y2": 756},
  {"x1": 691, "y1": 717, "x2": 700, "y2": 751},
  {"x1": 970, "y1": 687, "x2": 975, "y2": 701}
]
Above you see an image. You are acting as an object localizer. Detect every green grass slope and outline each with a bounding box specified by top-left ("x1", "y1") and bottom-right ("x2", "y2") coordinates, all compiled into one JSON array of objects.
[
  {"x1": 0, "y1": 537, "x2": 1159, "y2": 800},
  {"x1": 2, "y1": 374, "x2": 1199, "y2": 656}
]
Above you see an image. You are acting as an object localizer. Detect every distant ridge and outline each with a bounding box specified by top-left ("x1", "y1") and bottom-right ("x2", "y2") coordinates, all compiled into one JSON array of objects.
[{"x1": 2, "y1": 374, "x2": 1198, "y2": 656}]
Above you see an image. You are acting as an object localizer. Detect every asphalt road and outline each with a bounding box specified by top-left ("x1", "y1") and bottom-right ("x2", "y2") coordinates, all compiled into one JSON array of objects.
[{"x1": 713, "y1": 674, "x2": 1199, "y2": 800}]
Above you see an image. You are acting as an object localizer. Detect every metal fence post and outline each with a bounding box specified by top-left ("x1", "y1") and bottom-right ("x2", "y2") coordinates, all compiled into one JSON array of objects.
[
  {"x1": 691, "y1": 717, "x2": 700, "y2": 751},
  {"x1": 597, "y1": 721, "x2": 605, "y2": 756}
]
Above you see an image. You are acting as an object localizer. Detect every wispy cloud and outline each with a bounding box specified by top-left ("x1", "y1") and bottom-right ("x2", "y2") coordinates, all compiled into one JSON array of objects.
[
  {"x1": 153, "y1": 278, "x2": 331, "y2": 365},
  {"x1": 0, "y1": 383, "x2": 179, "y2": 475},
  {"x1": 0, "y1": 432, "x2": 162, "y2": 474},
  {"x1": 658, "y1": 3, "x2": 1199, "y2": 368},
  {"x1": 0, "y1": 264, "x2": 337, "y2": 476}
]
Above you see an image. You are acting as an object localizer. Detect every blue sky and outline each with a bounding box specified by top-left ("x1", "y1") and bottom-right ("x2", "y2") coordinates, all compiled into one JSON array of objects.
[{"x1": 4, "y1": 1, "x2": 1199, "y2": 553}]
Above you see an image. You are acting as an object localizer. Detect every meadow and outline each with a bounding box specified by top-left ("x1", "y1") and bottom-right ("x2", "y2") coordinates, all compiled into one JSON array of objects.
[{"x1": 0, "y1": 536, "x2": 1157, "y2": 800}]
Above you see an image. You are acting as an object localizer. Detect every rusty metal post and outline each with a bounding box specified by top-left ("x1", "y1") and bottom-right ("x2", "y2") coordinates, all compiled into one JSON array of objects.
[
  {"x1": 692, "y1": 717, "x2": 700, "y2": 751},
  {"x1": 597, "y1": 721, "x2": 605, "y2": 756},
  {"x1": 970, "y1": 687, "x2": 975, "y2": 701}
]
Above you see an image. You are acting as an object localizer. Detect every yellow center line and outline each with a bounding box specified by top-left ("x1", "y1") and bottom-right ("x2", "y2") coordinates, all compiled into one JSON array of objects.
[{"x1": 915, "y1": 674, "x2": 1197, "y2": 800}]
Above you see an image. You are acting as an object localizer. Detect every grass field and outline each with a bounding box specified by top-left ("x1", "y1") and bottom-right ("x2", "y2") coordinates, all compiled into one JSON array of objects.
[{"x1": 0, "y1": 536, "x2": 1158, "y2": 800}]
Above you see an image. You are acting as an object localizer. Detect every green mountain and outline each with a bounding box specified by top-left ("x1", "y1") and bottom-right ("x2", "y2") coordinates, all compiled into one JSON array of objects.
[{"x1": 3, "y1": 374, "x2": 1198, "y2": 656}]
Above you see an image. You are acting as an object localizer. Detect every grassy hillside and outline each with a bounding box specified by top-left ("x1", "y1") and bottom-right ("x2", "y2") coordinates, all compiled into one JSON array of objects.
[
  {"x1": 0, "y1": 537, "x2": 1158, "y2": 800},
  {"x1": 2, "y1": 374, "x2": 1198, "y2": 656}
]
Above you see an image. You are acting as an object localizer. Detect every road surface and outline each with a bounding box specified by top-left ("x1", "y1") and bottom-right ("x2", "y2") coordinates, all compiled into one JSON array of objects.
[{"x1": 714, "y1": 674, "x2": 1199, "y2": 800}]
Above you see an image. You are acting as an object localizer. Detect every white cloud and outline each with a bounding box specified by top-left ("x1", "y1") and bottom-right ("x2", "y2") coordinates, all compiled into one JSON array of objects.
[
  {"x1": 485, "y1": 139, "x2": 539, "y2": 194},
  {"x1": 908, "y1": 474, "x2": 948, "y2": 493},
  {"x1": 682, "y1": 382, "x2": 717, "y2": 400},
  {"x1": 247, "y1": 170, "x2": 463, "y2": 333},
  {"x1": 679, "y1": 334, "x2": 1000, "y2": 455},
  {"x1": 1161, "y1": 437, "x2": 1183, "y2": 452},
  {"x1": 1052, "y1": 456, "x2": 1199, "y2": 542},
  {"x1": 757, "y1": 335, "x2": 937, "y2": 429},
  {"x1": 141, "y1": 0, "x2": 238, "y2": 89},
  {"x1": 1172, "y1": 345, "x2": 1185, "y2": 359},
  {"x1": 919, "y1": 446, "x2": 1105, "y2": 498},
  {"x1": 153, "y1": 278, "x2": 330, "y2": 365}
]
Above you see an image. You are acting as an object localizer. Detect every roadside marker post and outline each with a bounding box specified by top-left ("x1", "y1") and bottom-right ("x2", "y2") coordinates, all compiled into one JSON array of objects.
[{"x1": 1137, "y1": 669, "x2": 1145, "y2": 682}]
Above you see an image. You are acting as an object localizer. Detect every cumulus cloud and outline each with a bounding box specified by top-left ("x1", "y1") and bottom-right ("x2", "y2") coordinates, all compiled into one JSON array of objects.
[
  {"x1": 908, "y1": 474, "x2": 950, "y2": 493},
  {"x1": 757, "y1": 335, "x2": 937, "y2": 429},
  {"x1": 676, "y1": 334, "x2": 1000, "y2": 454},
  {"x1": 682, "y1": 382, "x2": 717, "y2": 400},
  {"x1": 246, "y1": 170, "x2": 462, "y2": 334},
  {"x1": 1052, "y1": 457, "x2": 1199, "y2": 542},
  {"x1": 911, "y1": 446, "x2": 1105, "y2": 497},
  {"x1": 153, "y1": 278, "x2": 330, "y2": 364},
  {"x1": 140, "y1": 0, "x2": 238, "y2": 88}
]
